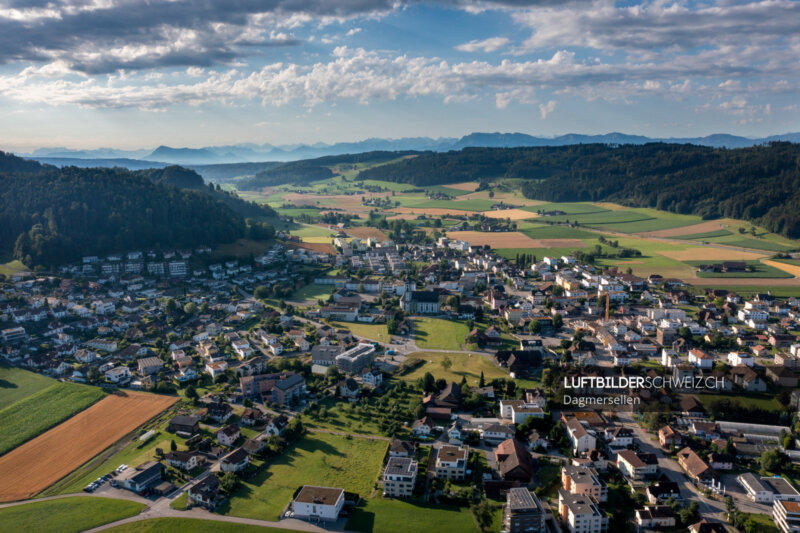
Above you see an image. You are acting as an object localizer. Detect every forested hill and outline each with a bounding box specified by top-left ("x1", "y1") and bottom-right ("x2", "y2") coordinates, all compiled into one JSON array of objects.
[
  {"x1": 133, "y1": 165, "x2": 276, "y2": 219},
  {"x1": 356, "y1": 143, "x2": 800, "y2": 238},
  {"x1": 236, "y1": 150, "x2": 417, "y2": 190},
  {"x1": 0, "y1": 151, "x2": 272, "y2": 268}
]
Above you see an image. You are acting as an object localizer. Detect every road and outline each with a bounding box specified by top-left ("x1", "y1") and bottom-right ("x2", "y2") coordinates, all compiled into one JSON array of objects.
[{"x1": 616, "y1": 412, "x2": 771, "y2": 520}]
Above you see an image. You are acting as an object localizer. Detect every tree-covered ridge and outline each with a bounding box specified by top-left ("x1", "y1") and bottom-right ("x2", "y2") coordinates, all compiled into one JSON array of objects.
[
  {"x1": 1, "y1": 162, "x2": 247, "y2": 268},
  {"x1": 236, "y1": 150, "x2": 418, "y2": 190},
  {"x1": 356, "y1": 143, "x2": 800, "y2": 238}
]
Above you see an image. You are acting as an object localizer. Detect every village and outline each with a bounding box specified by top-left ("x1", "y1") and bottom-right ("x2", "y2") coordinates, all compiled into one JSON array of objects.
[{"x1": 3, "y1": 226, "x2": 800, "y2": 533}]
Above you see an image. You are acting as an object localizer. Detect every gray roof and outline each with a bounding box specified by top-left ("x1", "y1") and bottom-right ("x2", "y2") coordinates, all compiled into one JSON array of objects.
[
  {"x1": 385, "y1": 457, "x2": 417, "y2": 476},
  {"x1": 507, "y1": 488, "x2": 542, "y2": 512}
]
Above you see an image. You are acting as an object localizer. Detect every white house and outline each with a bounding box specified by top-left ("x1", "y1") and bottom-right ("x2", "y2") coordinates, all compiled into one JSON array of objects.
[
  {"x1": 293, "y1": 486, "x2": 344, "y2": 522},
  {"x1": 728, "y1": 351, "x2": 755, "y2": 367}
]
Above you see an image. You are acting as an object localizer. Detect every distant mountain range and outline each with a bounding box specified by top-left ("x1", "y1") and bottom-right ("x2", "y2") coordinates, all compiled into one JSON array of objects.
[{"x1": 19, "y1": 131, "x2": 800, "y2": 168}]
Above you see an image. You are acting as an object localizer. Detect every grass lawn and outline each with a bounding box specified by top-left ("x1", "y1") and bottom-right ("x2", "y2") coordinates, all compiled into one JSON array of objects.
[
  {"x1": 0, "y1": 364, "x2": 55, "y2": 408},
  {"x1": 346, "y1": 497, "x2": 478, "y2": 533},
  {"x1": 104, "y1": 518, "x2": 296, "y2": 533},
  {"x1": 738, "y1": 513, "x2": 779, "y2": 533},
  {"x1": 400, "y1": 352, "x2": 509, "y2": 388},
  {"x1": 289, "y1": 224, "x2": 337, "y2": 239},
  {"x1": 304, "y1": 385, "x2": 418, "y2": 437},
  {"x1": 169, "y1": 492, "x2": 189, "y2": 510},
  {"x1": 223, "y1": 432, "x2": 387, "y2": 521},
  {"x1": 414, "y1": 318, "x2": 470, "y2": 351},
  {"x1": 0, "y1": 259, "x2": 28, "y2": 277},
  {"x1": 693, "y1": 392, "x2": 784, "y2": 412},
  {"x1": 0, "y1": 496, "x2": 144, "y2": 533},
  {"x1": 288, "y1": 283, "x2": 333, "y2": 302},
  {"x1": 0, "y1": 382, "x2": 105, "y2": 455},
  {"x1": 331, "y1": 321, "x2": 391, "y2": 343}
]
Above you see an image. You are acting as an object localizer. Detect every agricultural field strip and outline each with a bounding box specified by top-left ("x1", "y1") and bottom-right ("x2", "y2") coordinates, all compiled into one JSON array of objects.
[{"x1": 0, "y1": 391, "x2": 178, "y2": 502}]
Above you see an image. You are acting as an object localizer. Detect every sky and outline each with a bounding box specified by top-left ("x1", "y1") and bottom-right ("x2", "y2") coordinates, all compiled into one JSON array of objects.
[{"x1": 0, "y1": 0, "x2": 798, "y2": 151}]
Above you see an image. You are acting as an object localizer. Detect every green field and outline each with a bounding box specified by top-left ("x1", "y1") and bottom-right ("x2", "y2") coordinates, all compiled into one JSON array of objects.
[
  {"x1": 0, "y1": 259, "x2": 28, "y2": 277},
  {"x1": 224, "y1": 432, "x2": 387, "y2": 521},
  {"x1": 105, "y1": 518, "x2": 295, "y2": 533},
  {"x1": 692, "y1": 393, "x2": 783, "y2": 412},
  {"x1": 0, "y1": 383, "x2": 105, "y2": 455},
  {"x1": 346, "y1": 497, "x2": 478, "y2": 533},
  {"x1": 673, "y1": 229, "x2": 734, "y2": 240},
  {"x1": 288, "y1": 283, "x2": 333, "y2": 302},
  {"x1": 686, "y1": 284, "x2": 800, "y2": 298},
  {"x1": 686, "y1": 260, "x2": 793, "y2": 279},
  {"x1": 288, "y1": 224, "x2": 337, "y2": 239},
  {"x1": 517, "y1": 223, "x2": 599, "y2": 239},
  {"x1": 331, "y1": 321, "x2": 391, "y2": 343},
  {"x1": 0, "y1": 365, "x2": 56, "y2": 407},
  {"x1": 424, "y1": 185, "x2": 473, "y2": 197},
  {"x1": 413, "y1": 318, "x2": 470, "y2": 351},
  {"x1": 400, "y1": 351, "x2": 509, "y2": 387},
  {"x1": 0, "y1": 496, "x2": 144, "y2": 533}
]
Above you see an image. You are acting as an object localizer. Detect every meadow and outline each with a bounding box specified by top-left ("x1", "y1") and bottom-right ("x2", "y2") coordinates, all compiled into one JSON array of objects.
[
  {"x1": 346, "y1": 497, "x2": 478, "y2": 533},
  {"x1": 105, "y1": 518, "x2": 296, "y2": 533},
  {"x1": 400, "y1": 351, "x2": 508, "y2": 387},
  {"x1": 0, "y1": 382, "x2": 106, "y2": 455},
  {"x1": 0, "y1": 364, "x2": 55, "y2": 407},
  {"x1": 331, "y1": 321, "x2": 392, "y2": 343},
  {"x1": 223, "y1": 432, "x2": 387, "y2": 521},
  {"x1": 0, "y1": 496, "x2": 145, "y2": 533},
  {"x1": 413, "y1": 318, "x2": 470, "y2": 351}
]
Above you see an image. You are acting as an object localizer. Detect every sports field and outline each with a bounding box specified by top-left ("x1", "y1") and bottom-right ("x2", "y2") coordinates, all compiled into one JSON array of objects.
[{"x1": 0, "y1": 391, "x2": 178, "y2": 502}]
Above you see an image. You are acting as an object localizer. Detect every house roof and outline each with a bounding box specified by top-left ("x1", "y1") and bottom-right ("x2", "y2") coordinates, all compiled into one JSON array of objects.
[{"x1": 294, "y1": 485, "x2": 344, "y2": 506}]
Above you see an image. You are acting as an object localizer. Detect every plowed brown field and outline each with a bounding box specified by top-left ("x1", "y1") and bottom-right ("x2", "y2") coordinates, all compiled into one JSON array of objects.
[{"x1": 0, "y1": 391, "x2": 177, "y2": 502}]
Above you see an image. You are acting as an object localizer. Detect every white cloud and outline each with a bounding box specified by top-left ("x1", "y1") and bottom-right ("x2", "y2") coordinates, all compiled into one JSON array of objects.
[
  {"x1": 539, "y1": 99, "x2": 556, "y2": 119},
  {"x1": 455, "y1": 37, "x2": 510, "y2": 53}
]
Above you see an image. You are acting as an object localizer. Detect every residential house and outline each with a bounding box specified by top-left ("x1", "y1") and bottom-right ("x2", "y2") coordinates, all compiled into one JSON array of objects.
[
  {"x1": 220, "y1": 448, "x2": 250, "y2": 473},
  {"x1": 216, "y1": 424, "x2": 241, "y2": 447},
  {"x1": 383, "y1": 457, "x2": 418, "y2": 498},
  {"x1": 503, "y1": 488, "x2": 546, "y2": 533},
  {"x1": 293, "y1": 486, "x2": 344, "y2": 522},
  {"x1": 435, "y1": 445, "x2": 469, "y2": 481}
]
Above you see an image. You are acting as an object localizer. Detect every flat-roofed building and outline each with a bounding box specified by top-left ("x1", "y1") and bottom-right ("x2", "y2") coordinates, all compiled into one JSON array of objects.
[
  {"x1": 562, "y1": 465, "x2": 607, "y2": 503},
  {"x1": 558, "y1": 489, "x2": 608, "y2": 533},
  {"x1": 774, "y1": 499, "x2": 800, "y2": 533},
  {"x1": 335, "y1": 343, "x2": 375, "y2": 375},
  {"x1": 383, "y1": 457, "x2": 417, "y2": 498},
  {"x1": 435, "y1": 445, "x2": 469, "y2": 481},
  {"x1": 293, "y1": 485, "x2": 344, "y2": 522},
  {"x1": 503, "y1": 488, "x2": 546, "y2": 533}
]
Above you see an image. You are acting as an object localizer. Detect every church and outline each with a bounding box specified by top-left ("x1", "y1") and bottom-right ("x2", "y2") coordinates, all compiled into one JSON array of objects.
[{"x1": 401, "y1": 279, "x2": 442, "y2": 314}]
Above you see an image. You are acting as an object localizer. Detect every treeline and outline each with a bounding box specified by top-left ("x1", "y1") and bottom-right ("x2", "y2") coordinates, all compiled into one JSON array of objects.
[
  {"x1": 357, "y1": 143, "x2": 800, "y2": 238},
  {"x1": 0, "y1": 151, "x2": 273, "y2": 268},
  {"x1": 236, "y1": 150, "x2": 416, "y2": 190}
]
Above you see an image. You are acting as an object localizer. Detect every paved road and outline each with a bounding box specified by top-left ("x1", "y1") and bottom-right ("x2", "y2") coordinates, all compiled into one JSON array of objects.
[
  {"x1": 617, "y1": 412, "x2": 728, "y2": 520},
  {"x1": 617, "y1": 412, "x2": 772, "y2": 520}
]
